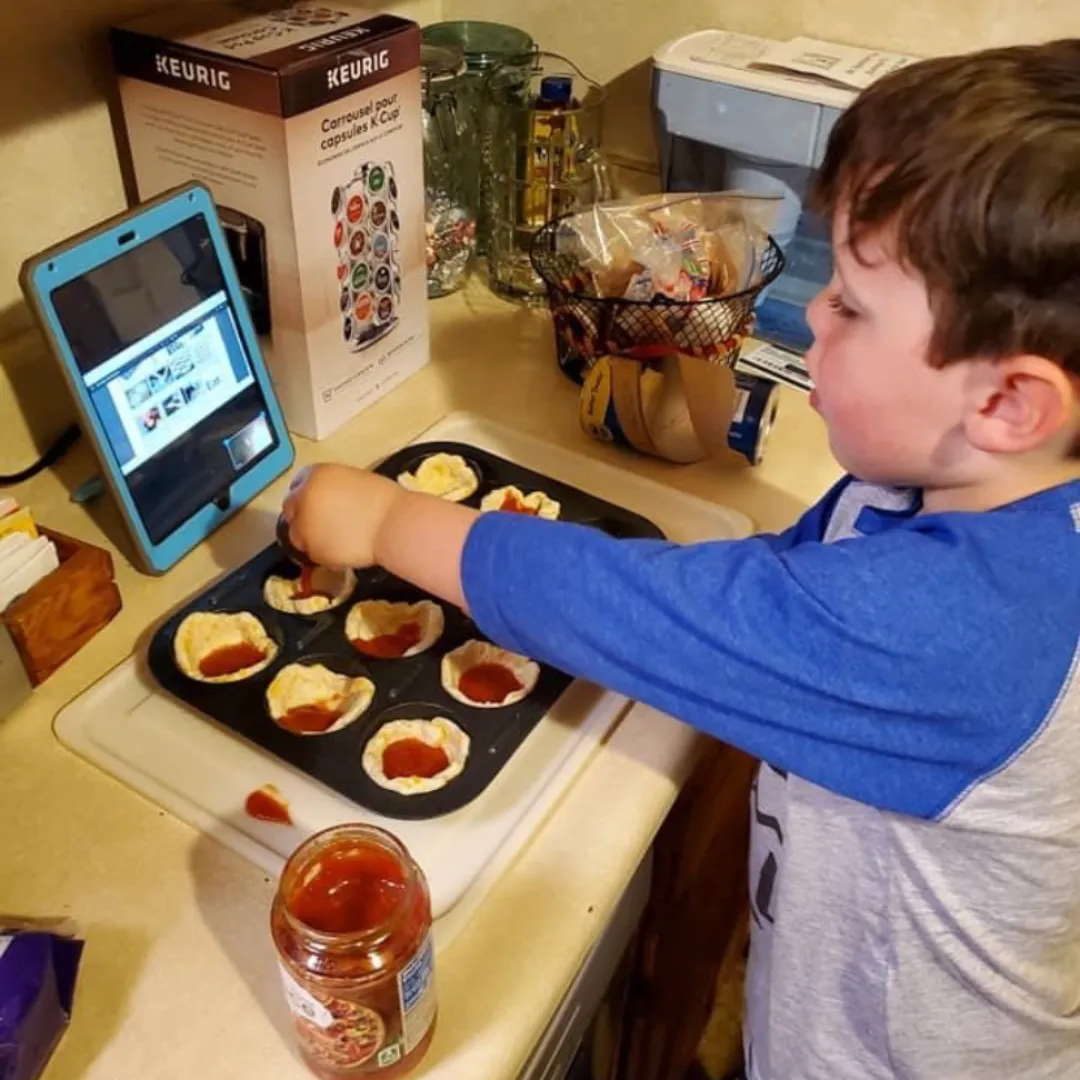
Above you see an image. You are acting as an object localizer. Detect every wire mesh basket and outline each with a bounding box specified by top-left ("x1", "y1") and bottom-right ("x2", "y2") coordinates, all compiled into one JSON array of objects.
[{"x1": 530, "y1": 215, "x2": 786, "y2": 383}]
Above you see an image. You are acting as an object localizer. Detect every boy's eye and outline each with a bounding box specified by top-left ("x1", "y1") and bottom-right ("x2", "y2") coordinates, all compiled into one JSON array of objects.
[{"x1": 826, "y1": 293, "x2": 858, "y2": 320}]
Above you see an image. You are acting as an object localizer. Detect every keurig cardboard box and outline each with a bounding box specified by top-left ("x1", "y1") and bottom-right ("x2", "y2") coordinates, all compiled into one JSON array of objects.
[{"x1": 111, "y1": 3, "x2": 429, "y2": 440}]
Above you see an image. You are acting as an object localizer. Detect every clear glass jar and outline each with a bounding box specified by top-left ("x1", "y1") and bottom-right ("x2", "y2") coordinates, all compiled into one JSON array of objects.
[
  {"x1": 271, "y1": 825, "x2": 437, "y2": 1080},
  {"x1": 421, "y1": 22, "x2": 536, "y2": 255},
  {"x1": 421, "y1": 44, "x2": 476, "y2": 297},
  {"x1": 486, "y1": 54, "x2": 612, "y2": 304}
]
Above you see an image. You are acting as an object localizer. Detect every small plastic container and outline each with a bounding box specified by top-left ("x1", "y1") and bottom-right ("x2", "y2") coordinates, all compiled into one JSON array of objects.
[{"x1": 271, "y1": 825, "x2": 437, "y2": 1079}]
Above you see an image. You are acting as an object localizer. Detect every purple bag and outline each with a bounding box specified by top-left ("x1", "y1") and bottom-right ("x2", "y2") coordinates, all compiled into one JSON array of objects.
[{"x1": 0, "y1": 926, "x2": 83, "y2": 1080}]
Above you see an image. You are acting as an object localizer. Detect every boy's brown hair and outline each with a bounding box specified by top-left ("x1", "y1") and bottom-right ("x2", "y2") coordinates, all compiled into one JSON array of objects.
[{"x1": 812, "y1": 40, "x2": 1080, "y2": 375}]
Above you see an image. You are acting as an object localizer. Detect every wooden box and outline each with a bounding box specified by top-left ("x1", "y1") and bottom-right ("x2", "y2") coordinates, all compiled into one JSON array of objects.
[{"x1": 0, "y1": 528, "x2": 122, "y2": 685}]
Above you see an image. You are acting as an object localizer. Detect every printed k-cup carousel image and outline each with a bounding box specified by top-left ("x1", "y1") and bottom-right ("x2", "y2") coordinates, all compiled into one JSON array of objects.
[{"x1": 332, "y1": 161, "x2": 403, "y2": 353}]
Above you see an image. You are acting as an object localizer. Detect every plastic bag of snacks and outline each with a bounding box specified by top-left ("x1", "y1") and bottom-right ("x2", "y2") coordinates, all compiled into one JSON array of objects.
[
  {"x1": 530, "y1": 193, "x2": 788, "y2": 466},
  {"x1": 551, "y1": 192, "x2": 782, "y2": 304},
  {"x1": 0, "y1": 921, "x2": 84, "y2": 1080}
]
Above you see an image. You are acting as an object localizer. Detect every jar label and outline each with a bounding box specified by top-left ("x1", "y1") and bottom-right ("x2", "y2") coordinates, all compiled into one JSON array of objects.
[
  {"x1": 278, "y1": 933, "x2": 435, "y2": 1072},
  {"x1": 279, "y1": 965, "x2": 387, "y2": 1070},
  {"x1": 398, "y1": 931, "x2": 436, "y2": 1054},
  {"x1": 279, "y1": 966, "x2": 335, "y2": 1029}
]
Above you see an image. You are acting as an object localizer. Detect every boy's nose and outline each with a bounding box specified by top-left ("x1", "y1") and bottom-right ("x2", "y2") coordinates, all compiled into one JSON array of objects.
[
  {"x1": 802, "y1": 293, "x2": 827, "y2": 380},
  {"x1": 805, "y1": 288, "x2": 828, "y2": 337}
]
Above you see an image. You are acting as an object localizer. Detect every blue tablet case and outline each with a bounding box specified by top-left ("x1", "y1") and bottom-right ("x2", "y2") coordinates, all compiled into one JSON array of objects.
[{"x1": 20, "y1": 182, "x2": 294, "y2": 573}]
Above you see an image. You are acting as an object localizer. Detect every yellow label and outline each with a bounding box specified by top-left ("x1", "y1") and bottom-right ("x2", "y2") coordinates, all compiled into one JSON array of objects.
[
  {"x1": 579, "y1": 356, "x2": 616, "y2": 443},
  {"x1": 0, "y1": 507, "x2": 38, "y2": 542}
]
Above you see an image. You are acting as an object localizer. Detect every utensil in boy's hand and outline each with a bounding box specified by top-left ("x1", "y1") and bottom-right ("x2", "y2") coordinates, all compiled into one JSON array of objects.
[{"x1": 276, "y1": 513, "x2": 313, "y2": 567}]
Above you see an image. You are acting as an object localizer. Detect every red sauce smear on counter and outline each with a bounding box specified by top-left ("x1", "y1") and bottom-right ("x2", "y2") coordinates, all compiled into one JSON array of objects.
[
  {"x1": 199, "y1": 641, "x2": 267, "y2": 678},
  {"x1": 279, "y1": 702, "x2": 344, "y2": 735},
  {"x1": 291, "y1": 565, "x2": 332, "y2": 602},
  {"x1": 382, "y1": 738, "x2": 450, "y2": 780},
  {"x1": 351, "y1": 620, "x2": 423, "y2": 659},
  {"x1": 500, "y1": 492, "x2": 539, "y2": 515},
  {"x1": 458, "y1": 662, "x2": 523, "y2": 704},
  {"x1": 245, "y1": 785, "x2": 292, "y2": 825},
  {"x1": 289, "y1": 843, "x2": 407, "y2": 934}
]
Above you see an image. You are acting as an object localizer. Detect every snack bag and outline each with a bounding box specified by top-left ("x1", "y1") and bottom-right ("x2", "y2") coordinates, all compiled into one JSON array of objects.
[
  {"x1": 0, "y1": 923, "x2": 84, "y2": 1080},
  {"x1": 553, "y1": 191, "x2": 781, "y2": 303}
]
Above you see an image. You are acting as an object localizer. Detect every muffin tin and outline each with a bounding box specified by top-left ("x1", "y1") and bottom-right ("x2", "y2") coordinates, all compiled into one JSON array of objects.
[
  {"x1": 147, "y1": 440, "x2": 665, "y2": 819},
  {"x1": 332, "y1": 160, "x2": 401, "y2": 353}
]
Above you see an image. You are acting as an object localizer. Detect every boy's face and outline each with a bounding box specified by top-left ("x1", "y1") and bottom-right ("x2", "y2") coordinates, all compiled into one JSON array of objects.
[{"x1": 803, "y1": 218, "x2": 973, "y2": 488}]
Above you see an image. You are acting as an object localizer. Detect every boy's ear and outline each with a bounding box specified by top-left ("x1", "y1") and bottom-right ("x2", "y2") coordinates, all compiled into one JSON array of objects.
[{"x1": 964, "y1": 356, "x2": 1077, "y2": 454}]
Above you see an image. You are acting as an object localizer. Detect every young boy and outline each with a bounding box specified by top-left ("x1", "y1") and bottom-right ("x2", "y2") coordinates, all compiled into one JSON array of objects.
[{"x1": 283, "y1": 41, "x2": 1080, "y2": 1080}]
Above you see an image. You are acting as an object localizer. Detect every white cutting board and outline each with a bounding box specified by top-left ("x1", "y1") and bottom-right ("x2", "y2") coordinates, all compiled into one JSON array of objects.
[{"x1": 55, "y1": 413, "x2": 751, "y2": 948}]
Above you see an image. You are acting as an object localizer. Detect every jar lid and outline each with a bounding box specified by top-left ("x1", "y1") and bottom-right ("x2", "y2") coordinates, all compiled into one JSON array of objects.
[
  {"x1": 421, "y1": 20, "x2": 534, "y2": 70},
  {"x1": 539, "y1": 75, "x2": 573, "y2": 105},
  {"x1": 421, "y1": 43, "x2": 466, "y2": 86}
]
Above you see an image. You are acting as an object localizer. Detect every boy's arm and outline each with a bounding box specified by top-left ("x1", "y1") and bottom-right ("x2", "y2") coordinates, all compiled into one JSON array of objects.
[
  {"x1": 456, "y1": 509, "x2": 1074, "y2": 823},
  {"x1": 374, "y1": 490, "x2": 476, "y2": 610},
  {"x1": 283, "y1": 462, "x2": 848, "y2": 596},
  {"x1": 289, "y1": 467, "x2": 1067, "y2": 822},
  {"x1": 367, "y1": 473, "x2": 852, "y2": 599}
]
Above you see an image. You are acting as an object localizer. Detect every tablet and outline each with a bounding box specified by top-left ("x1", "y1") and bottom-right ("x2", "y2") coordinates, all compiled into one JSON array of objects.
[{"x1": 20, "y1": 183, "x2": 294, "y2": 574}]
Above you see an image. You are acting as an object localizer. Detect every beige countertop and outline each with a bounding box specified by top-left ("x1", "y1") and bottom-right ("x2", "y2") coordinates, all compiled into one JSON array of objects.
[{"x1": 0, "y1": 282, "x2": 838, "y2": 1080}]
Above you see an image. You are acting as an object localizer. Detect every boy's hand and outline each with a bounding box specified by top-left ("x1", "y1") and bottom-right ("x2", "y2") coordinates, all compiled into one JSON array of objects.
[
  {"x1": 280, "y1": 462, "x2": 478, "y2": 610},
  {"x1": 281, "y1": 463, "x2": 401, "y2": 570}
]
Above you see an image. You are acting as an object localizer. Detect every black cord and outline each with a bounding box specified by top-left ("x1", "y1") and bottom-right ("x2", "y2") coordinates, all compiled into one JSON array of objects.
[{"x1": 0, "y1": 424, "x2": 81, "y2": 486}]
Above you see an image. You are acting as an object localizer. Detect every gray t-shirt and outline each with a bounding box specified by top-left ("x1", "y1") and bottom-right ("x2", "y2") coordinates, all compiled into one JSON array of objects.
[{"x1": 745, "y1": 481, "x2": 1080, "y2": 1078}]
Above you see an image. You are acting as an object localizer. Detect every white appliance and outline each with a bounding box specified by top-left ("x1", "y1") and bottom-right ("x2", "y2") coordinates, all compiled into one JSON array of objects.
[
  {"x1": 653, "y1": 31, "x2": 861, "y2": 357},
  {"x1": 55, "y1": 412, "x2": 751, "y2": 953}
]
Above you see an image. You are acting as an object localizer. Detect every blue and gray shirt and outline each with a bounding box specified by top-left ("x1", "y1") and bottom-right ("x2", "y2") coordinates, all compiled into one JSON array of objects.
[{"x1": 462, "y1": 476, "x2": 1080, "y2": 1079}]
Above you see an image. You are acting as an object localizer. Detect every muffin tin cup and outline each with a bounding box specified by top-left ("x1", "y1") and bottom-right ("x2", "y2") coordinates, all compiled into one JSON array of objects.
[
  {"x1": 148, "y1": 440, "x2": 664, "y2": 819},
  {"x1": 266, "y1": 651, "x2": 375, "y2": 737},
  {"x1": 361, "y1": 701, "x2": 471, "y2": 796},
  {"x1": 394, "y1": 451, "x2": 488, "y2": 501},
  {"x1": 174, "y1": 608, "x2": 288, "y2": 687},
  {"x1": 346, "y1": 598, "x2": 444, "y2": 660},
  {"x1": 262, "y1": 561, "x2": 355, "y2": 620}
]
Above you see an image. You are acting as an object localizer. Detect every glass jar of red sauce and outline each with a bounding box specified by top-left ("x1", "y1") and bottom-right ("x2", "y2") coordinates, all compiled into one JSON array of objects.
[{"x1": 271, "y1": 825, "x2": 437, "y2": 1079}]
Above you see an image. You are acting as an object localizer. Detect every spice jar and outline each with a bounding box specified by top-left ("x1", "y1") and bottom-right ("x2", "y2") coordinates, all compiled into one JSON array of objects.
[
  {"x1": 421, "y1": 44, "x2": 476, "y2": 297},
  {"x1": 271, "y1": 825, "x2": 437, "y2": 1079}
]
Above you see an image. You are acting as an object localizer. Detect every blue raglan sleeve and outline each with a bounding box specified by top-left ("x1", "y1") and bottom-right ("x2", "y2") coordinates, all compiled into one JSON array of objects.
[
  {"x1": 460, "y1": 498, "x2": 1077, "y2": 820},
  {"x1": 751, "y1": 475, "x2": 853, "y2": 552}
]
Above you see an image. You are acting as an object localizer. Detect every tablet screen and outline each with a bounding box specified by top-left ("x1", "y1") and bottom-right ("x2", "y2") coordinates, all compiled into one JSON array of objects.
[{"x1": 50, "y1": 215, "x2": 280, "y2": 545}]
